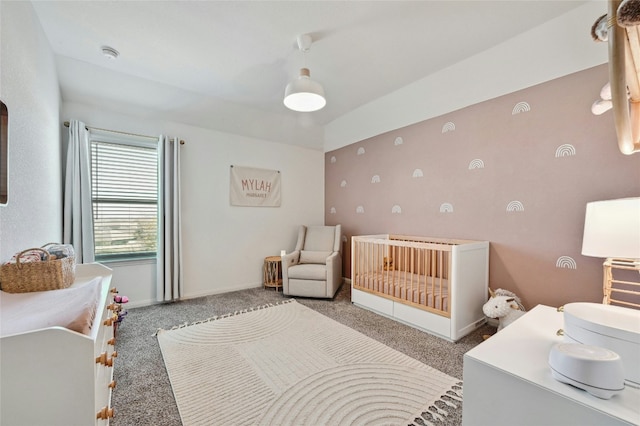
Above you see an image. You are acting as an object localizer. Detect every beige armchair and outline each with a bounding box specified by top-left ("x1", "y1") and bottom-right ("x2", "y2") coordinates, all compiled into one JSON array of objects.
[{"x1": 282, "y1": 225, "x2": 343, "y2": 298}]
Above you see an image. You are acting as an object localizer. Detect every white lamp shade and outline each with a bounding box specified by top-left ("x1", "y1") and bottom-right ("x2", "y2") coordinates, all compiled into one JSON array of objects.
[
  {"x1": 582, "y1": 197, "x2": 640, "y2": 259},
  {"x1": 284, "y1": 68, "x2": 326, "y2": 112}
]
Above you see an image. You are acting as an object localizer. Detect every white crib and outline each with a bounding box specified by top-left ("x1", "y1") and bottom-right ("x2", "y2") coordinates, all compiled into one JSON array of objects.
[{"x1": 351, "y1": 234, "x2": 489, "y2": 341}]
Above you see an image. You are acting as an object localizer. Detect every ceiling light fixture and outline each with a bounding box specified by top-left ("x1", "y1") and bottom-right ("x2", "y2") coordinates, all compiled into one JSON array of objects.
[
  {"x1": 101, "y1": 46, "x2": 119, "y2": 60},
  {"x1": 284, "y1": 34, "x2": 326, "y2": 112}
]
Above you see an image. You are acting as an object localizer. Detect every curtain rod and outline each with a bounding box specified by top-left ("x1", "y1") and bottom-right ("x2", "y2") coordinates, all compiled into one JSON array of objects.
[{"x1": 63, "y1": 121, "x2": 185, "y2": 145}]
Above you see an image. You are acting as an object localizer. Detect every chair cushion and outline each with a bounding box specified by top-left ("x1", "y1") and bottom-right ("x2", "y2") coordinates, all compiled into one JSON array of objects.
[
  {"x1": 288, "y1": 264, "x2": 327, "y2": 281},
  {"x1": 299, "y1": 250, "x2": 331, "y2": 264},
  {"x1": 303, "y1": 226, "x2": 336, "y2": 251}
]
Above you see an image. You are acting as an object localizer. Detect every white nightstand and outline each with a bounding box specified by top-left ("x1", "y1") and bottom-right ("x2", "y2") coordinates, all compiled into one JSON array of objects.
[{"x1": 463, "y1": 304, "x2": 640, "y2": 426}]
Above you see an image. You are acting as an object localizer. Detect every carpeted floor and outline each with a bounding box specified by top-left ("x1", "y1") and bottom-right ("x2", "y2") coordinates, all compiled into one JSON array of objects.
[{"x1": 111, "y1": 283, "x2": 494, "y2": 426}]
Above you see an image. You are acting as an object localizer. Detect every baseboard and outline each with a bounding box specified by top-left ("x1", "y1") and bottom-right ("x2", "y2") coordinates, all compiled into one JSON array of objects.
[
  {"x1": 126, "y1": 299, "x2": 157, "y2": 309},
  {"x1": 129, "y1": 278, "x2": 350, "y2": 309},
  {"x1": 127, "y1": 282, "x2": 263, "y2": 308},
  {"x1": 181, "y1": 282, "x2": 262, "y2": 301}
]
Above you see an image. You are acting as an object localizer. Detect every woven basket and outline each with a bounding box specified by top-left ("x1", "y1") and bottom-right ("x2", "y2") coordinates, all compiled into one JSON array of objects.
[{"x1": 0, "y1": 247, "x2": 76, "y2": 293}]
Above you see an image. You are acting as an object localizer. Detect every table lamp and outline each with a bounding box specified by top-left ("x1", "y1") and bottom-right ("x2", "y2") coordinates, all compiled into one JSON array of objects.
[{"x1": 581, "y1": 197, "x2": 640, "y2": 307}]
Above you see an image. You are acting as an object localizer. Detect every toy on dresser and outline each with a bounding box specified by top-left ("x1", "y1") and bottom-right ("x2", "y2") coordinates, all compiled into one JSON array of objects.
[
  {"x1": 483, "y1": 288, "x2": 526, "y2": 333},
  {"x1": 110, "y1": 291, "x2": 129, "y2": 337}
]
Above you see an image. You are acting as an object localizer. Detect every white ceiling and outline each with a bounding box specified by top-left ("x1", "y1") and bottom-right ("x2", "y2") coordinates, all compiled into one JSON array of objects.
[{"x1": 31, "y1": 0, "x2": 590, "y2": 150}]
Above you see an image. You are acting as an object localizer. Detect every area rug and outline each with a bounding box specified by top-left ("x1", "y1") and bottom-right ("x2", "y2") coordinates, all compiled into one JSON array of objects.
[{"x1": 156, "y1": 299, "x2": 462, "y2": 426}]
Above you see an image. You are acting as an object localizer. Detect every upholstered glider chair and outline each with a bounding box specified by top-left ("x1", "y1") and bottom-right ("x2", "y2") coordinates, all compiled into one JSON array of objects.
[{"x1": 282, "y1": 225, "x2": 343, "y2": 298}]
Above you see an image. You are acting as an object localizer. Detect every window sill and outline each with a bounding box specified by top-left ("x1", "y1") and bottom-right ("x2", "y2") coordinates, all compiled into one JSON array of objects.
[{"x1": 96, "y1": 257, "x2": 156, "y2": 267}]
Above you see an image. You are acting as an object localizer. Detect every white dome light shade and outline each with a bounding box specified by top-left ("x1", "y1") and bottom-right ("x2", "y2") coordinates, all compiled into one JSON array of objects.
[{"x1": 284, "y1": 68, "x2": 326, "y2": 112}]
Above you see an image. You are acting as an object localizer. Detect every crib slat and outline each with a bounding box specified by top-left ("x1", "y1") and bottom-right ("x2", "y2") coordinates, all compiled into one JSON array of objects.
[
  {"x1": 438, "y1": 249, "x2": 443, "y2": 311},
  {"x1": 376, "y1": 242, "x2": 381, "y2": 294},
  {"x1": 389, "y1": 243, "x2": 392, "y2": 294}
]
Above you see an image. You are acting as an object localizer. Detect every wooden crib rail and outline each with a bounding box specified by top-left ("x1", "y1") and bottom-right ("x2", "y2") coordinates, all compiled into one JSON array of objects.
[{"x1": 389, "y1": 234, "x2": 478, "y2": 246}]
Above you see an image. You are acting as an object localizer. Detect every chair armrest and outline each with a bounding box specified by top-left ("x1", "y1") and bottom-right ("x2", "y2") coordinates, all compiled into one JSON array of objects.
[
  {"x1": 326, "y1": 252, "x2": 342, "y2": 278},
  {"x1": 326, "y1": 251, "x2": 343, "y2": 297},
  {"x1": 281, "y1": 250, "x2": 300, "y2": 295},
  {"x1": 282, "y1": 250, "x2": 300, "y2": 267},
  {"x1": 326, "y1": 251, "x2": 339, "y2": 267}
]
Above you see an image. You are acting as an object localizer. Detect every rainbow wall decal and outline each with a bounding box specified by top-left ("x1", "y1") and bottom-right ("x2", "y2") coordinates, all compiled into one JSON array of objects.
[
  {"x1": 330, "y1": 207, "x2": 336, "y2": 214},
  {"x1": 440, "y1": 203, "x2": 454, "y2": 213},
  {"x1": 512, "y1": 101, "x2": 531, "y2": 115},
  {"x1": 412, "y1": 169, "x2": 424, "y2": 178},
  {"x1": 391, "y1": 205, "x2": 402, "y2": 213},
  {"x1": 442, "y1": 122, "x2": 456, "y2": 133},
  {"x1": 468, "y1": 159, "x2": 485, "y2": 170},
  {"x1": 394, "y1": 137, "x2": 404, "y2": 146},
  {"x1": 340, "y1": 180, "x2": 347, "y2": 188},
  {"x1": 330, "y1": 156, "x2": 337, "y2": 163},
  {"x1": 556, "y1": 256, "x2": 577, "y2": 269},
  {"x1": 357, "y1": 147, "x2": 365, "y2": 155},
  {"x1": 555, "y1": 144, "x2": 576, "y2": 158},
  {"x1": 371, "y1": 175, "x2": 381, "y2": 183},
  {"x1": 356, "y1": 206, "x2": 365, "y2": 214},
  {"x1": 506, "y1": 200, "x2": 525, "y2": 212}
]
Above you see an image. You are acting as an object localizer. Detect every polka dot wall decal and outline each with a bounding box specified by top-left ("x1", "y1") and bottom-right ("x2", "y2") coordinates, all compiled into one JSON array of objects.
[
  {"x1": 330, "y1": 207, "x2": 336, "y2": 214},
  {"x1": 412, "y1": 169, "x2": 424, "y2": 178},
  {"x1": 371, "y1": 175, "x2": 381, "y2": 183},
  {"x1": 439, "y1": 203, "x2": 453, "y2": 213},
  {"x1": 394, "y1": 137, "x2": 403, "y2": 146},
  {"x1": 555, "y1": 144, "x2": 576, "y2": 158},
  {"x1": 357, "y1": 147, "x2": 365, "y2": 155},
  {"x1": 556, "y1": 256, "x2": 577, "y2": 269},
  {"x1": 391, "y1": 205, "x2": 402, "y2": 213},
  {"x1": 330, "y1": 156, "x2": 337, "y2": 163},
  {"x1": 512, "y1": 101, "x2": 531, "y2": 115},
  {"x1": 356, "y1": 206, "x2": 365, "y2": 214},
  {"x1": 340, "y1": 180, "x2": 347, "y2": 188},
  {"x1": 506, "y1": 201, "x2": 525, "y2": 212},
  {"x1": 468, "y1": 159, "x2": 485, "y2": 170},
  {"x1": 442, "y1": 122, "x2": 455, "y2": 133}
]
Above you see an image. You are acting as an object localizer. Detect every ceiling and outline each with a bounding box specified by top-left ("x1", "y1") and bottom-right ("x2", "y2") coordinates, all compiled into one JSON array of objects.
[{"x1": 31, "y1": 0, "x2": 590, "y2": 150}]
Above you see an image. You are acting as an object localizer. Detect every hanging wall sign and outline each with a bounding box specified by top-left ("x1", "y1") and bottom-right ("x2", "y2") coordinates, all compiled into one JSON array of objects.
[{"x1": 230, "y1": 165, "x2": 281, "y2": 207}]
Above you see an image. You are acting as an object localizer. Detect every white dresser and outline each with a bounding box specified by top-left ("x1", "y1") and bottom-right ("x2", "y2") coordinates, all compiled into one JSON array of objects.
[
  {"x1": 463, "y1": 304, "x2": 640, "y2": 426},
  {"x1": 0, "y1": 263, "x2": 117, "y2": 425}
]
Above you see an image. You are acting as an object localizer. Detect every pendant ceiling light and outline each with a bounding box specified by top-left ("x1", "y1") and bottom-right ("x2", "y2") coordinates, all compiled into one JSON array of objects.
[{"x1": 284, "y1": 34, "x2": 326, "y2": 112}]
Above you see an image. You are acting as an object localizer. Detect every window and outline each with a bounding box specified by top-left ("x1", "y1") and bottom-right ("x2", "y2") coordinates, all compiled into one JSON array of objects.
[{"x1": 90, "y1": 134, "x2": 158, "y2": 261}]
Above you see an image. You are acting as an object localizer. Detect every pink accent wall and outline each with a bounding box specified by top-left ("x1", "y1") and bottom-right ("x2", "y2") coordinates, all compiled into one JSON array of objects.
[{"x1": 325, "y1": 64, "x2": 640, "y2": 309}]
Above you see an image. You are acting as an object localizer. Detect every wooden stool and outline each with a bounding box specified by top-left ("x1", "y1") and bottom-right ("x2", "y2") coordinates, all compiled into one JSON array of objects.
[{"x1": 263, "y1": 256, "x2": 282, "y2": 291}]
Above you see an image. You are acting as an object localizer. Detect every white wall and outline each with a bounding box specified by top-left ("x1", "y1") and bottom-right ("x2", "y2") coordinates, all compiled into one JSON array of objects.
[
  {"x1": 0, "y1": 1, "x2": 62, "y2": 262},
  {"x1": 62, "y1": 102, "x2": 324, "y2": 307},
  {"x1": 324, "y1": 1, "x2": 609, "y2": 151}
]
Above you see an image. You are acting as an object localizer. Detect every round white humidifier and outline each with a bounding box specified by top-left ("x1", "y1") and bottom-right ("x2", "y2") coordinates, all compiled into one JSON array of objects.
[{"x1": 548, "y1": 343, "x2": 625, "y2": 399}]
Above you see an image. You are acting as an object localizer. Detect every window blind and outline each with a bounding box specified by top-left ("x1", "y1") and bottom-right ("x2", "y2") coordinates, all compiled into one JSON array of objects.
[{"x1": 90, "y1": 139, "x2": 158, "y2": 260}]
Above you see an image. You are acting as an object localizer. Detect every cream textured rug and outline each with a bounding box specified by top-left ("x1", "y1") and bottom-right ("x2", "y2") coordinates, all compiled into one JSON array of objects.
[{"x1": 156, "y1": 299, "x2": 462, "y2": 426}]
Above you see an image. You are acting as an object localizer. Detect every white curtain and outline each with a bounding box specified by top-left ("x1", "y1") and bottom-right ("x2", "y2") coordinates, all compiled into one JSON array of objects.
[
  {"x1": 63, "y1": 120, "x2": 95, "y2": 264},
  {"x1": 156, "y1": 135, "x2": 183, "y2": 302}
]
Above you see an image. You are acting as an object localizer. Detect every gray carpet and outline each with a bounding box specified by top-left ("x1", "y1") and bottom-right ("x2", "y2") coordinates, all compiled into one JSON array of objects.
[{"x1": 111, "y1": 283, "x2": 494, "y2": 426}]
